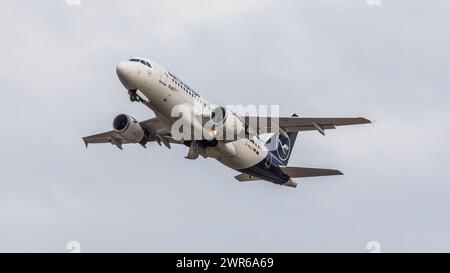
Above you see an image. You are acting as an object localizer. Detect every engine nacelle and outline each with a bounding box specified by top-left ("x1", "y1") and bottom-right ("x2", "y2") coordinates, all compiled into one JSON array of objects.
[
  {"x1": 113, "y1": 114, "x2": 145, "y2": 143},
  {"x1": 208, "y1": 106, "x2": 245, "y2": 140}
]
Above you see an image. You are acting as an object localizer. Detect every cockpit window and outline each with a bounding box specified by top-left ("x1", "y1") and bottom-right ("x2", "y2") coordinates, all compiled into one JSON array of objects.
[
  {"x1": 135, "y1": 59, "x2": 151, "y2": 68},
  {"x1": 127, "y1": 58, "x2": 153, "y2": 68}
]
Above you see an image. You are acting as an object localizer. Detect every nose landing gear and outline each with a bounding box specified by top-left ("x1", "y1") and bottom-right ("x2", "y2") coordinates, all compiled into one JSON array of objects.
[
  {"x1": 129, "y1": 90, "x2": 141, "y2": 102},
  {"x1": 128, "y1": 89, "x2": 150, "y2": 103}
]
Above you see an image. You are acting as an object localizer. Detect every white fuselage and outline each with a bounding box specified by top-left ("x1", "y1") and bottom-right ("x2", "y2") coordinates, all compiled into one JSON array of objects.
[{"x1": 116, "y1": 58, "x2": 269, "y2": 171}]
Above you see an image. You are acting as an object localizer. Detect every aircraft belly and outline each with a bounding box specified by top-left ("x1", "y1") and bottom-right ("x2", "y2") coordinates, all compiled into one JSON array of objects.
[{"x1": 218, "y1": 139, "x2": 268, "y2": 170}]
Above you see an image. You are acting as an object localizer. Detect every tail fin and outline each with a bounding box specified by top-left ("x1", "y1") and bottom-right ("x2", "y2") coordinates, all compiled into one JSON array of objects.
[{"x1": 266, "y1": 114, "x2": 299, "y2": 166}]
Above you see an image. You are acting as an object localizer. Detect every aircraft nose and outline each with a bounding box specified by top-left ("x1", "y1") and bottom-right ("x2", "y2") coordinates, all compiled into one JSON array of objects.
[
  {"x1": 116, "y1": 61, "x2": 135, "y2": 90},
  {"x1": 116, "y1": 61, "x2": 129, "y2": 79}
]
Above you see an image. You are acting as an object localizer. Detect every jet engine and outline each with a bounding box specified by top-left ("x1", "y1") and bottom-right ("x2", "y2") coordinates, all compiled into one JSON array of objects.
[
  {"x1": 207, "y1": 106, "x2": 245, "y2": 140},
  {"x1": 113, "y1": 114, "x2": 145, "y2": 143}
]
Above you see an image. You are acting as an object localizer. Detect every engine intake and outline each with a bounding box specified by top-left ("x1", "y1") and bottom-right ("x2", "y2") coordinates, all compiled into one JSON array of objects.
[
  {"x1": 113, "y1": 114, "x2": 145, "y2": 143},
  {"x1": 210, "y1": 106, "x2": 227, "y2": 125},
  {"x1": 206, "y1": 106, "x2": 244, "y2": 141}
]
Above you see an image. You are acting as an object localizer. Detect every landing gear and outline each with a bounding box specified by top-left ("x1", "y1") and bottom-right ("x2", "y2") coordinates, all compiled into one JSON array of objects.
[
  {"x1": 130, "y1": 93, "x2": 138, "y2": 102},
  {"x1": 129, "y1": 90, "x2": 141, "y2": 102}
]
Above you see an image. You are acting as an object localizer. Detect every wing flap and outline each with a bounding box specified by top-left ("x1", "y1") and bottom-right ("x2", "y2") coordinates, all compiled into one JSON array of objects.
[{"x1": 280, "y1": 166, "x2": 343, "y2": 178}]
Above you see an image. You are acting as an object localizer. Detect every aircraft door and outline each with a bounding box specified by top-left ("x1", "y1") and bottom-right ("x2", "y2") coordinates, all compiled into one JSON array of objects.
[{"x1": 160, "y1": 69, "x2": 168, "y2": 86}]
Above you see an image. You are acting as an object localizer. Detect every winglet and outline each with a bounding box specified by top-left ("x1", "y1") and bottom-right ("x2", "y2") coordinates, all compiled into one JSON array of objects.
[{"x1": 82, "y1": 138, "x2": 88, "y2": 148}]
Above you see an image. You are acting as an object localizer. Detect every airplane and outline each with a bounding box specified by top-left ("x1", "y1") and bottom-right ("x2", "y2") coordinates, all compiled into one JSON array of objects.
[{"x1": 83, "y1": 57, "x2": 370, "y2": 188}]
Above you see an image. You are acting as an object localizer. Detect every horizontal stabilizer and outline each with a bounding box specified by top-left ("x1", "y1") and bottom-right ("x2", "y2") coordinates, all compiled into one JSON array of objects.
[
  {"x1": 280, "y1": 166, "x2": 343, "y2": 178},
  {"x1": 235, "y1": 174, "x2": 261, "y2": 182}
]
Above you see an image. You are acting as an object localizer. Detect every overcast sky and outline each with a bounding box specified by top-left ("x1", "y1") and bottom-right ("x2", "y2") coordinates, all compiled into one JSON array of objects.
[{"x1": 1, "y1": 0, "x2": 450, "y2": 252}]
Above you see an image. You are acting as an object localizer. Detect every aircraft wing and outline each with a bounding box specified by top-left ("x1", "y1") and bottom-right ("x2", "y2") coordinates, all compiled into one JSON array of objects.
[
  {"x1": 83, "y1": 117, "x2": 179, "y2": 150},
  {"x1": 244, "y1": 116, "x2": 371, "y2": 135},
  {"x1": 82, "y1": 131, "x2": 129, "y2": 150}
]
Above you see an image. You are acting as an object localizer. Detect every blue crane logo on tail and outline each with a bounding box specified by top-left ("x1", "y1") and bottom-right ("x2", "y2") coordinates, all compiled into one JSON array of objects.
[{"x1": 276, "y1": 133, "x2": 291, "y2": 161}]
